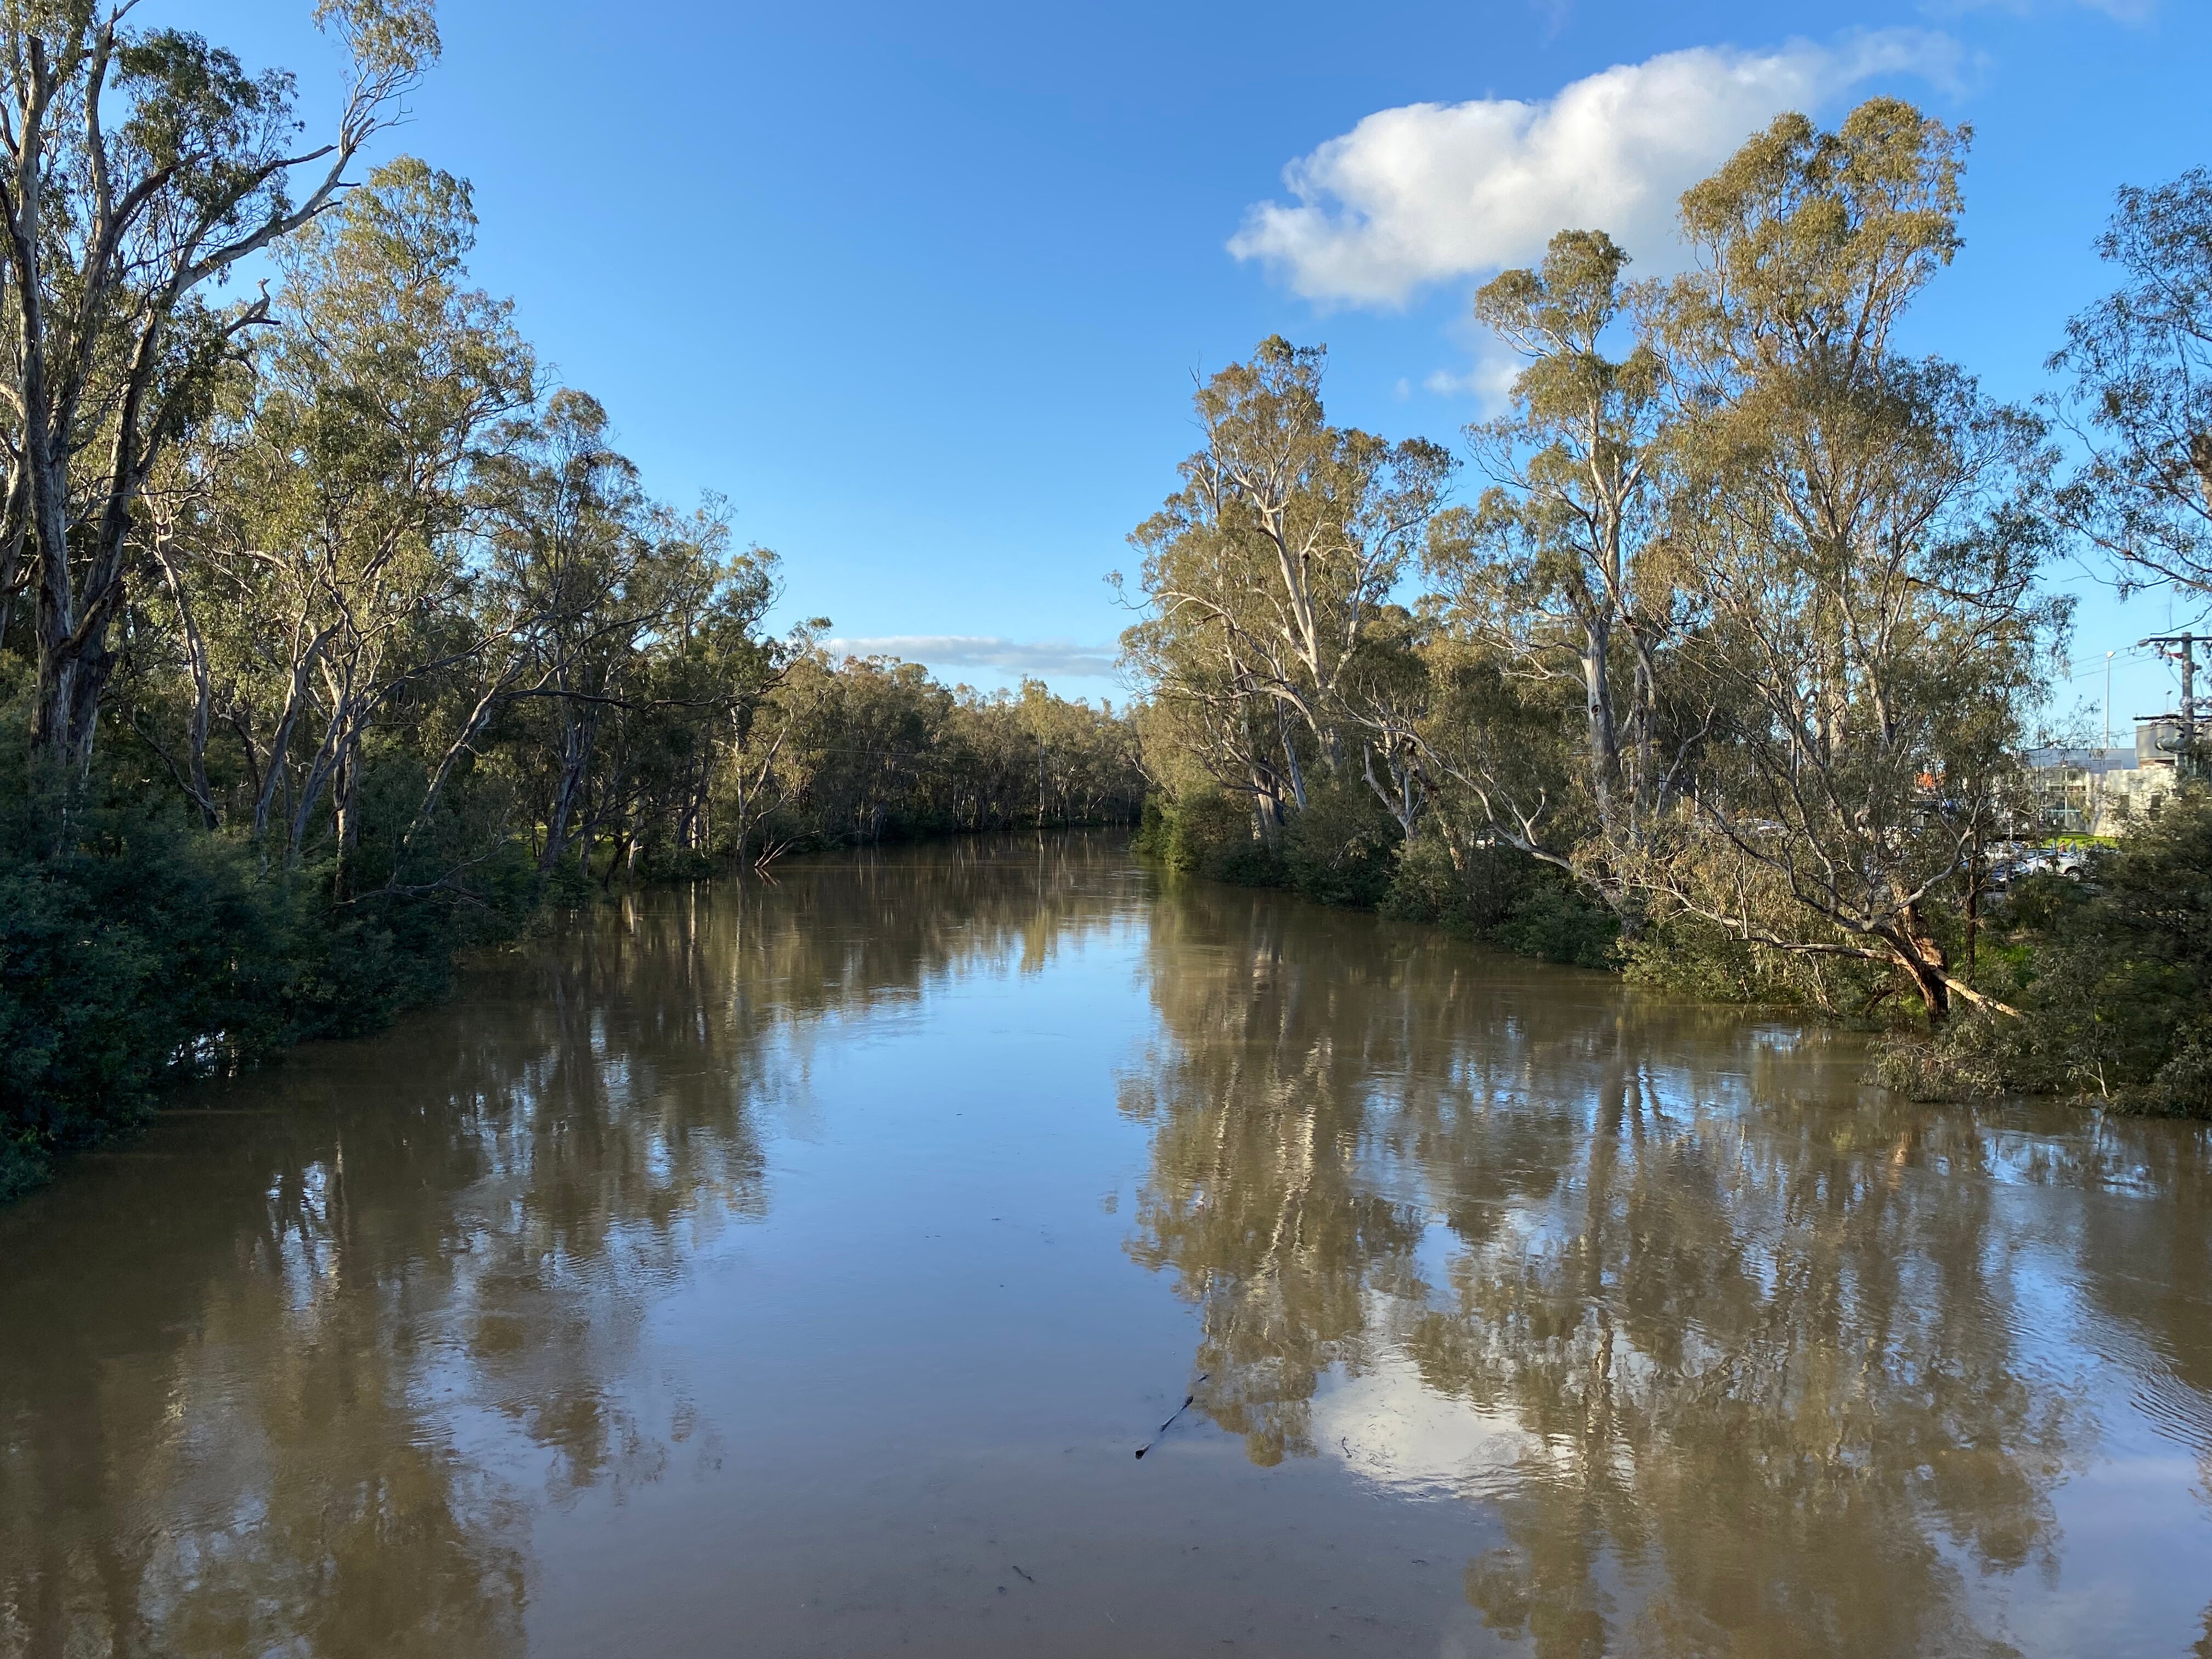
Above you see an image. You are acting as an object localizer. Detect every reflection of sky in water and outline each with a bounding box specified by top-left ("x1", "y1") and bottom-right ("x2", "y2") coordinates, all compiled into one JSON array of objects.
[
  {"x1": 1210, "y1": 958, "x2": 2212, "y2": 1655},
  {"x1": 1316, "y1": 1352, "x2": 1532, "y2": 1499},
  {"x1": 3, "y1": 840, "x2": 2208, "y2": 1658}
]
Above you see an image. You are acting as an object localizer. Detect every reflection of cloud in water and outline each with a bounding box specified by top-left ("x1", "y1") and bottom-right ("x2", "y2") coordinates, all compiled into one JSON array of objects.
[
  {"x1": 1314, "y1": 1354, "x2": 1530, "y2": 1500},
  {"x1": 1123, "y1": 876, "x2": 2212, "y2": 1655}
]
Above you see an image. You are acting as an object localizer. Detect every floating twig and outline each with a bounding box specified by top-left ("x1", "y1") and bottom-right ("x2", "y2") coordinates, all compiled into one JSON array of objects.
[{"x1": 1135, "y1": 1373, "x2": 1209, "y2": 1459}]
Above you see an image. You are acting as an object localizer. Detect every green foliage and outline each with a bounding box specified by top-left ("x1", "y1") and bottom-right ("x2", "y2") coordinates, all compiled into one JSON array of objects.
[
  {"x1": 1, "y1": 749, "x2": 287, "y2": 1180},
  {"x1": 1282, "y1": 784, "x2": 1400, "y2": 908},
  {"x1": 1131, "y1": 794, "x2": 1171, "y2": 859},
  {"x1": 1135, "y1": 789, "x2": 1620, "y2": 969},
  {"x1": 1381, "y1": 836, "x2": 1619, "y2": 968},
  {"x1": 1375, "y1": 834, "x2": 1463, "y2": 923},
  {"x1": 1622, "y1": 918, "x2": 1894, "y2": 1016},
  {"x1": 1874, "y1": 787, "x2": 2212, "y2": 1114},
  {"x1": 2050, "y1": 166, "x2": 2212, "y2": 599},
  {"x1": 1136, "y1": 787, "x2": 1283, "y2": 884},
  {"x1": 0, "y1": 697, "x2": 530, "y2": 1200},
  {"x1": 1488, "y1": 881, "x2": 1621, "y2": 970}
]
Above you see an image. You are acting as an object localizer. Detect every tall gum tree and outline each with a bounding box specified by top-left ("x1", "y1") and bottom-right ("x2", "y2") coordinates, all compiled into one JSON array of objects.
[
  {"x1": 1418, "y1": 229, "x2": 1683, "y2": 901},
  {"x1": 1635, "y1": 99, "x2": 2064, "y2": 1025},
  {"x1": 0, "y1": 0, "x2": 437, "y2": 773},
  {"x1": 1119, "y1": 337, "x2": 1454, "y2": 834},
  {"x1": 2049, "y1": 167, "x2": 2212, "y2": 604},
  {"x1": 148, "y1": 156, "x2": 534, "y2": 880}
]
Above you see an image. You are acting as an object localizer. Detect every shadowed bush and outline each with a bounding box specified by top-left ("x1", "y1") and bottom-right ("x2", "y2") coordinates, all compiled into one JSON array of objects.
[
  {"x1": 1873, "y1": 786, "x2": 2212, "y2": 1116},
  {"x1": 1137, "y1": 791, "x2": 1618, "y2": 969},
  {"x1": 1381, "y1": 834, "x2": 1618, "y2": 969},
  {"x1": 0, "y1": 706, "x2": 533, "y2": 1201}
]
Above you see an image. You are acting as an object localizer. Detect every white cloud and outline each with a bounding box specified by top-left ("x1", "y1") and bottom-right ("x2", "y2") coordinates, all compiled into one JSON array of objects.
[
  {"x1": 1228, "y1": 31, "x2": 1963, "y2": 307},
  {"x1": 1424, "y1": 337, "x2": 1522, "y2": 405},
  {"x1": 821, "y1": 635, "x2": 1119, "y2": 679},
  {"x1": 1931, "y1": 0, "x2": 2149, "y2": 19}
]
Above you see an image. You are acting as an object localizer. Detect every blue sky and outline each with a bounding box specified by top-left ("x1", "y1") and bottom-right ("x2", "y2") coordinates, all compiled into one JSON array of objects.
[{"x1": 180, "y1": 0, "x2": 2208, "y2": 724}]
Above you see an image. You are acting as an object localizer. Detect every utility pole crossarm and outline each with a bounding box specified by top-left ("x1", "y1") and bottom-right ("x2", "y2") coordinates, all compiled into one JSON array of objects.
[{"x1": 2140, "y1": 631, "x2": 2207, "y2": 771}]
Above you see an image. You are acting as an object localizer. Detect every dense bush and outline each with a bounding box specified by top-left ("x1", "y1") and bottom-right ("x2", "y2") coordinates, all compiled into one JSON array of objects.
[
  {"x1": 1487, "y1": 880, "x2": 1622, "y2": 971},
  {"x1": 1135, "y1": 789, "x2": 1619, "y2": 969},
  {"x1": 1874, "y1": 786, "x2": 2212, "y2": 1115},
  {"x1": 0, "y1": 711, "x2": 531, "y2": 1201},
  {"x1": 1282, "y1": 785, "x2": 1400, "y2": 909},
  {"x1": 1379, "y1": 835, "x2": 1618, "y2": 968},
  {"x1": 1133, "y1": 786, "x2": 1284, "y2": 885},
  {"x1": 2, "y1": 775, "x2": 285, "y2": 1198}
]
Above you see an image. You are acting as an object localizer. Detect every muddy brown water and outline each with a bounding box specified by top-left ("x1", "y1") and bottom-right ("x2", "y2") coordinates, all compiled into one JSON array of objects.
[{"x1": 4, "y1": 836, "x2": 2210, "y2": 1657}]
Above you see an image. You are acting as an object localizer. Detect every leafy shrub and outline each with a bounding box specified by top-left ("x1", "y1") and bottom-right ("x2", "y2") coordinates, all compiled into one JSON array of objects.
[
  {"x1": 1131, "y1": 794, "x2": 1171, "y2": 859},
  {"x1": 1381, "y1": 835, "x2": 1618, "y2": 968},
  {"x1": 1, "y1": 761, "x2": 292, "y2": 1191},
  {"x1": 1281, "y1": 784, "x2": 1400, "y2": 908},
  {"x1": 1489, "y1": 879, "x2": 1620, "y2": 969},
  {"x1": 0, "y1": 712, "x2": 532, "y2": 1200},
  {"x1": 1872, "y1": 786, "x2": 2212, "y2": 1115},
  {"x1": 1378, "y1": 834, "x2": 1463, "y2": 923},
  {"x1": 1137, "y1": 787, "x2": 1285, "y2": 884}
]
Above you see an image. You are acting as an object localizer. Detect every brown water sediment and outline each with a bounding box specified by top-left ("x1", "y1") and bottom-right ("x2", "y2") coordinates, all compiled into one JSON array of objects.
[{"x1": 3, "y1": 836, "x2": 2208, "y2": 1656}]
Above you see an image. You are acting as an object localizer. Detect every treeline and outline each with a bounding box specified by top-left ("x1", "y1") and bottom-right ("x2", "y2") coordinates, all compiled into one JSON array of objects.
[
  {"x1": 1119, "y1": 99, "x2": 2212, "y2": 1113},
  {"x1": 0, "y1": 4, "x2": 1137, "y2": 1197},
  {"x1": 737, "y1": 659, "x2": 1141, "y2": 864}
]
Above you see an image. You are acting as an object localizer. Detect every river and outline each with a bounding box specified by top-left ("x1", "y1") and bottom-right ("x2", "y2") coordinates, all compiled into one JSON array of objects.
[{"x1": 3, "y1": 836, "x2": 2209, "y2": 1657}]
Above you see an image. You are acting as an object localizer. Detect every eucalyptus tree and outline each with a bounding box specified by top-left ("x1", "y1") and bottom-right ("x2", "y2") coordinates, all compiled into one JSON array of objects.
[
  {"x1": 476, "y1": 392, "x2": 732, "y2": 875},
  {"x1": 151, "y1": 157, "x2": 534, "y2": 879},
  {"x1": 1120, "y1": 596, "x2": 1302, "y2": 835},
  {"x1": 1119, "y1": 337, "x2": 1454, "y2": 830},
  {"x1": 1634, "y1": 100, "x2": 2062, "y2": 1024},
  {"x1": 1420, "y1": 229, "x2": 1682, "y2": 895},
  {"x1": 0, "y1": 0, "x2": 439, "y2": 772},
  {"x1": 2049, "y1": 167, "x2": 2212, "y2": 600},
  {"x1": 559, "y1": 529, "x2": 782, "y2": 877}
]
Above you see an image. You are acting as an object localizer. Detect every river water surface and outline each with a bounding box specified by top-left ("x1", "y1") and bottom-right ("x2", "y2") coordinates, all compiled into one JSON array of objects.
[{"x1": 4, "y1": 837, "x2": 2211, "y2": 1657}]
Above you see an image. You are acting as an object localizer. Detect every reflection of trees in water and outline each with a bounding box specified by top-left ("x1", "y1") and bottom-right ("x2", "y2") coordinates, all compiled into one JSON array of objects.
[
  {"x1": 1122, "y1": 882, "x2": 2212, "y2": 1656},
  {"x1": 1427, "y1": 1096, "x2": 2079, "y2": 1658},
  {"x1": 0, "y1": 835, "x2": 1135, "y2": 1658},
  {"x1": 1978, "y1": 1114, "x2": 2212, "y2": 1659}
]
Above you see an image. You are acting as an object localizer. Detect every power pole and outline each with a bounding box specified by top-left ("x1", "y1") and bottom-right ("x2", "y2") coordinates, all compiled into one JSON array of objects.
[
  {"x1": 2141, "y1": 631, "x2": 2207, "y2": 773},
  {"x1": 2093, "y1": 648, "x2": 2115, "y2": 833}
]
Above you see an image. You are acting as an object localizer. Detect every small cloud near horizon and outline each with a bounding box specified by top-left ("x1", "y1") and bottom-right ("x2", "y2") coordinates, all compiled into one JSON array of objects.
[{"x1": 820, "y1": 635, "x2": 1120, "y2": 680}]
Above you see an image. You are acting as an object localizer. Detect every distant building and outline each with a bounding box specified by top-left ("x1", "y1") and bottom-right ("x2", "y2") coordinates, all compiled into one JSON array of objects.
[{"x1": 2022, "y1": 718, "x2": 2191, "y2": 836}]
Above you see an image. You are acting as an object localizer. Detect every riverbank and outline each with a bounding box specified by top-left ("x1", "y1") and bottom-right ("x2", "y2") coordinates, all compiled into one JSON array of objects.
[
  {"x1": 0, "y1": 793, "x2": 1136, "y2": 1203},
  {"x1": 1130, "y1": 787, "x2": 1622, "y2": 969},
  {"x1": 8, "y1": 836, "x2": 2209, "y2": 1656},
  {"x1": 1133, "y1": 782, "x2": 2212, "y2": 1120}
]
